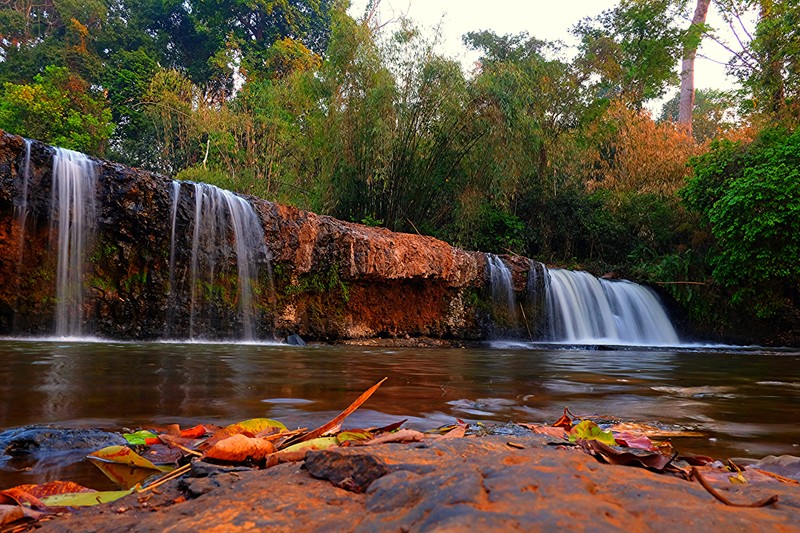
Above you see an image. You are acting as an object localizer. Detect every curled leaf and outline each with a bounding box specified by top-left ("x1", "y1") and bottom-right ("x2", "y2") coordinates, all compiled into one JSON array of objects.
[
  {"x1": 552, "y1": 407, "x2": 573, "y2": 429},
  {"x1": 88, "y1": 446, "x2": 171, "y2": 472},
  {"x1": 203, "y1": 434, "x2": 276, "y2": 462},
  {"x1": 203, "y1": 419, "x2": 287, "y2": 449}
]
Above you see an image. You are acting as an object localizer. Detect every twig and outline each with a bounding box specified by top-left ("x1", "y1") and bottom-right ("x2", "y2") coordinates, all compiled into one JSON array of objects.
[
  {"x1": 519, "y1": 302, "x2": 533, "y2": 341},
  {"x1": 691, "y1": 467, "x2": 778, "y2": 507},
  {"x1": 137, "y1": 463, "x2": 192, "y2": 494}
]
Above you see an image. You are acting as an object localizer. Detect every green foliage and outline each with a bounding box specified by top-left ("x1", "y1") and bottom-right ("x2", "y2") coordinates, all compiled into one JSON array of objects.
[
  {"x1": 726, "y1": 0, "x2": 800, "y2": 120},
  {"x1": 573, "y1": 0, "x2": 688, "y2": 108},
  {"x1": 659, "y1": 89, "x2": 738, "y2": 142},
  {"x1": 684, "y1": 127, "x2": 800, "y2": 317},
  {"x1": 0, "y1": 65, "x2": 114, "y2": 154}
]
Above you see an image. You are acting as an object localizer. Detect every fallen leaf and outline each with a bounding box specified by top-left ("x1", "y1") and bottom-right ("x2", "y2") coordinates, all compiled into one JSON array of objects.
[
  {"x1": 607, "y1": 422, "x2": 704, "y2": 438},
  {"x1": 203, "y1": 434, "x2": 276, "y2": 462},
  {"x1": 281, "y1": 378, "x2": 387, "y2": 449},
  {"x1": 0, "y1": 488, "x2": 47, "y2": 509},
  {"x1": 552, "y1": 407, "x2": 573, "y2": 429},
  {"x1": 439, "y1": 424, "x2": 466, "y2": 440},
  {"x1": 10, "y1": 481, "x2": 94, "y2": 499},
  {"x1": 613, "y1": 431, "x2": 657, "y2": 451},
  {"x1": 203, "y1": 419, "x2": 287, "y2": 449},
  {"x1": 371, "y1": 419, "x2": 407, "y2": 434},
  {"x1": 0, "y1": 504, "x2": 24, "y2": 526},
  {"x1": 180, "y1": 425, "x2": 208, "y2": 439},
  {"x1": 365, "y1": 429, "x2": 425, "y2": 445},
  {"x1": 580, "y1": 440, "x2": 675, "y2": 472},
  {"x1": 123, "y1": 430, "x2": 159, "y2": 446},
  {"x1": 40, "y1": 490, "x2": 133, "y2": 507},
  {"x1": 88, "y1": 446, "x2": 172, "y2": 472},
  {"x1": 517, "y1": 423, "x2": 568, "y2": 440},
  {"x1": 336, "y1": 430, "x2": 374, "y2": 445},
  {"x1": 569, "y1": 421, "x2": 616, "y2": 446},
  {"x1": 90, "y1": 460, "x2": 160, "y2": 489},
  {"x1": 280, "y1": 437, "x2": 339, "y2": 454},
  {"x1": 143, "y1": 444, "x2": 183, "y2": 465}
]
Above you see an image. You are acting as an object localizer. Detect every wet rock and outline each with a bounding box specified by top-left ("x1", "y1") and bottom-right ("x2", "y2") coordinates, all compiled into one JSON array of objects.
[
  {"x1": 750, "y1": 455, "x2": 800, "y2": 481},
  {"x1": 0, "y1": 426, "x2": 126, "y2": 457},
  {"x1": 285, "y1": 333, "x2": 306, "y2": 346},
  {"x1": 305, "y1": 449, "x2": 388, "y2": 493},
  {"x1": 34, "y1": 436, "x2": 800, "y2": 532}
]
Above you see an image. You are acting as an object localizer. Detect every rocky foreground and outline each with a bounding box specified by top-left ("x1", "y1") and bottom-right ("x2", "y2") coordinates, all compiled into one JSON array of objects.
[{"x1": 33, "y1": 434, "x2": 800, "y2": 532}]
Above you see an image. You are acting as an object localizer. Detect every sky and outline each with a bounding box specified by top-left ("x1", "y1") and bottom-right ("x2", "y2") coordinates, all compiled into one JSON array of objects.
[{"x1": 347, "y1": 0, "x2": 749, "y2": 112}]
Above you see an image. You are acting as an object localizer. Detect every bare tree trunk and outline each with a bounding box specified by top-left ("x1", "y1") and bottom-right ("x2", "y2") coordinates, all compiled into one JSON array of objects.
[{"x1": 678, "y1": 0, "x2": 712, "y2": 137}]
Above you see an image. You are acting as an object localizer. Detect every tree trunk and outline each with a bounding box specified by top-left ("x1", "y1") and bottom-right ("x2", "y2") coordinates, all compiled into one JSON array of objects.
[{"x1": 678, "y1": 0, "x2": 712, "y2": 137}]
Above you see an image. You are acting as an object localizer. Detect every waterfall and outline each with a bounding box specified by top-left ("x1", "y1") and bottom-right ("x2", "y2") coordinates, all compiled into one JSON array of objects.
[
  {"x1": 543, "y1": 268, "x2": 679, "y2": 346},
  {"x1": 164, "y1": 180, "x2": 181, "y2": 337},
  {"x1": 12, "y1": 140, "x2": 32, "y2": 330},
  {"x1": 486, "y1": 254, "x2": 517, "y2": 327},
  {"x1": 183, "y1": 182, "x2": 269, "y2": 340},
  {"x1": 50, "y1": 148, "x2": 97, "y2": 337}
]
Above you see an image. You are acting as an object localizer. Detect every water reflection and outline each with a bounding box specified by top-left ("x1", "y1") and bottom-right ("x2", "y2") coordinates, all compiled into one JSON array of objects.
[{"x1": 0, "y1": 340, "x2": 799, "y2": 487}]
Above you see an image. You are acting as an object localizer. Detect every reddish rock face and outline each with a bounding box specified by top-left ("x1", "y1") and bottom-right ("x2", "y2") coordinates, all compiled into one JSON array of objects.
[{"x1": 0, "y1": 132, "x2": 533, "y2": 341}]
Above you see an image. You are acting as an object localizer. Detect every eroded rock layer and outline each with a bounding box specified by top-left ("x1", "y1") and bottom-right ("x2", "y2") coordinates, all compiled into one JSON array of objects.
[{"x1": 0, "y1": 132, "x2": 530, "y2": 341}]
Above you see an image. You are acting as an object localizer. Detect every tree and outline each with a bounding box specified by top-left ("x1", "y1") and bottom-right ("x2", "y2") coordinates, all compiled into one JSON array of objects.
[
  {"x1": 678, "y1": 0, "x2": 712, "y2": 135},
  {"x1": 718, "y1": 0, "x2": 800, "y2": 120},
  {"x1": 682, "y1": 127, "x2": 800, "y2": 317},
  {"x1": 0, "y1": 65, "x2": 114, "y2": 154},
  {"x1": 573, "y1": 0, "x2": 688, "y2": 109},
  {"x1": 660, "y1": 88, "x2": 738, "y2": 142}
]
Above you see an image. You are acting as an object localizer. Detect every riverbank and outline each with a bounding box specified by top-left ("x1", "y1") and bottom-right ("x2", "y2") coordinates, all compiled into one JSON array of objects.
[{"x1": 30, "y1": 433, "x2": 800, "y2": 532}]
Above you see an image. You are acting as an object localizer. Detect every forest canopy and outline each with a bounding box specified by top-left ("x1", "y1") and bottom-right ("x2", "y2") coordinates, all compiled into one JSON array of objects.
[{"x1": 0, "y1": 0, "x2": 798, "y2": 341}]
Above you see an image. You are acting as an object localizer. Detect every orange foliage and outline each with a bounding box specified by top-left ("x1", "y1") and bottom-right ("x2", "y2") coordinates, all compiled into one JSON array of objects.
[{"x1": 585, "y1": 100, "x2": 699, "y2": 196}]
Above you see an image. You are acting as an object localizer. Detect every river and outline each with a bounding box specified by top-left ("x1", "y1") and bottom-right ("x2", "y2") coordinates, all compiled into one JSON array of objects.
[{"x1": 1, "y1": 339, "x2": 798, "y2": 490}]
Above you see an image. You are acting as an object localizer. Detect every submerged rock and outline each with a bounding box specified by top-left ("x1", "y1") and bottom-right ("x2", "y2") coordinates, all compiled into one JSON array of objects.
[{"x1": 0, "y1": 426, "x2": 126, "y2": 457}]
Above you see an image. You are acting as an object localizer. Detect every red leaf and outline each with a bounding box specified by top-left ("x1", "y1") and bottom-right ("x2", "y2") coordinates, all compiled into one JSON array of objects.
[
  {"x1": 552, "y1": 407, "x2": 573, "y2": 429},
  {"x1": 180, "y1": 425, "x2": 207, "y2": 439}
]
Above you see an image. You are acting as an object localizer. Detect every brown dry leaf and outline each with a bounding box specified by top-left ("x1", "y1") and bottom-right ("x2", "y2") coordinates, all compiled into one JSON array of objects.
[
  {"x1": 202, "y1": 419, "x2": 286, "y2": 450},
  {"x1": 580, "y1": 440, "x2": 675, "y2": 472},
  {"x1": 613, "y1": 431, "x2": 657, "y2": 451},
  {"x1": 11, "y1": 481, "x2": 94, "y2": 500},
  {"x1": 517, "y1": 423, "x2": 568, "y2": 440},
  {"x1": 552, "y1": 407, "x2": 573, "y2": 429},
  {"x1": 143, "y1": 443, "x2": 183, "y2": 465},
  {"x1": 203, "y1": 434, "x2": 276, "y2": 462},
  {"x1": 0, "y1": 488, "x2": 48, "y2": 510},
  {"x1": 365, "y1": 429, "x2": 425, "y2": 446},
  {"x1": 281, "y1": 378, "x2": 387, "y2": 449},
  {"x1": 0, "y1": 504, "x2": 25, "y2": 526},
  {"x1": 440, "y1": 425, "x2": 466, "y2": 440}
]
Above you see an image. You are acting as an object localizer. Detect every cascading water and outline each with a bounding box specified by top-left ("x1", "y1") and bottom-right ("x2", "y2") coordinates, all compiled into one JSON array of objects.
[
  {"x1": 486, "y1": 254, "x2": 517, "y2": 327},
  {"x1": 543, "y1": 268, "x2": 680, "y2": 346},
  {"x1": 50, "y1": 148, "x2": 97, "y2": 337},
  {"x1": 13, "y1": 140, "x2": 32, "y2": 329},
  {"x1": 182, "y1": 182, "x2": 270, "y2": 340},
  {"x1": 164, "y1": 180, "x2": 182, "y2": 337}
]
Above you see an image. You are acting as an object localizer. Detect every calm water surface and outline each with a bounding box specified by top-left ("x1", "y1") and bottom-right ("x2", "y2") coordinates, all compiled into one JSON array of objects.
[{"x1": 1, "y1": 339, "x2": 799, "y2": 489}]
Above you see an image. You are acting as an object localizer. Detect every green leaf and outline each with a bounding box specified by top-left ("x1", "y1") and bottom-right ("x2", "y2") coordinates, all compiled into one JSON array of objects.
[
  {"x1": 568, "y1": 420, "x2": 616, "y2": 445},
  {"x1": 280, "y1": 437, "x2": 338, "y2": 453},
  {"x1": 336, "y1": 430, "x2": 373, "y2": 445},
  {"x1": 123, "y1": 430, "x2": 158, "y2": 446},
  {"x1": 40, "y1": 489, "x2": 133, "y2": 507}
]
